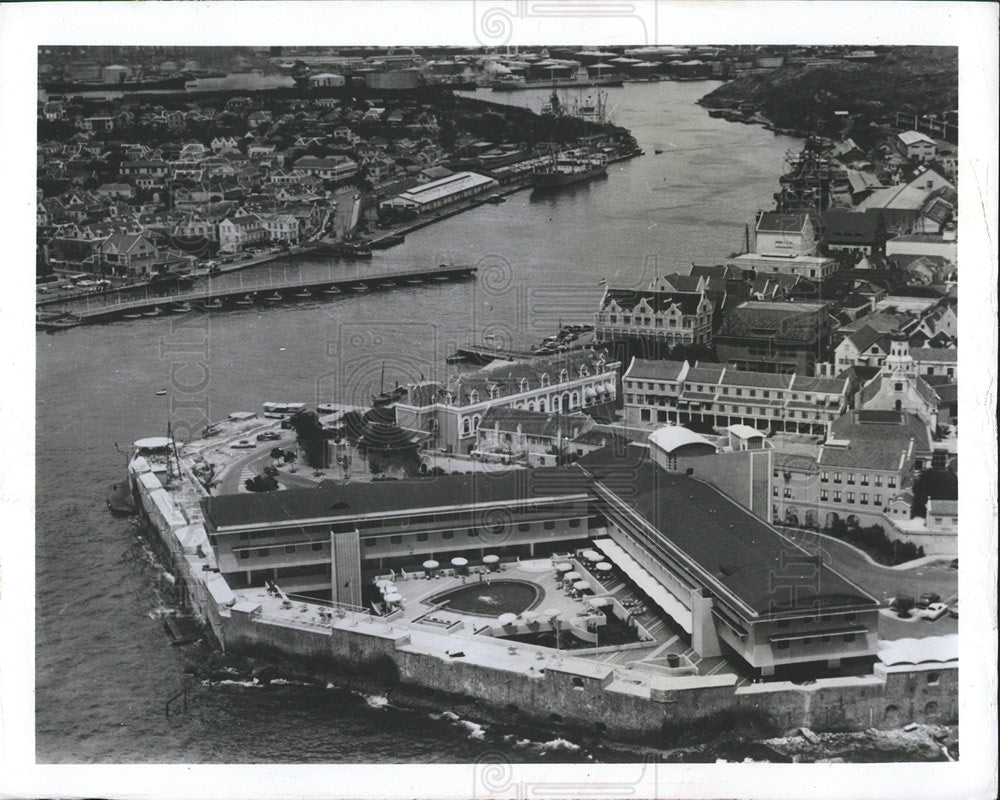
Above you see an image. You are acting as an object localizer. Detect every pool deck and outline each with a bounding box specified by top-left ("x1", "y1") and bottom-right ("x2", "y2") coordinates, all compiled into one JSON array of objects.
[{"x1": 236, "y1": 553, "x2": 747, "y2": 682}]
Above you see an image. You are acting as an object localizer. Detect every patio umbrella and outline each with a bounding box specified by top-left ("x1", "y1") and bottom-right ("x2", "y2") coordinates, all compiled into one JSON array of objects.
[
  {"x1": 564, "y1": 571, "x2": 581, "y2": 582},
  {"x1": 482, "y1": 554, "x2": 499, "y2": 564},
  {"x1": 498, "y1": 612, "x2": 518, "y2": 626},
  {"x1": 451, "y1": 557, "x2": 468, "y2": 566},
  {"x1": 573, "y1": 580, "x2": 590, "y2": 591},
  {"x1": 384, "y1": 591, "x2": 402, "y2": 603},
  {"x1": 556, "y1": 563, "x2": 573, "y2": 572},
  {"x1": 587, "y1": 596, "x2": 612, "y2": 607},
  {"x1": 596, "y1": 562, "x2": 613, "y2": 572},
  {"x1": 522, "y1": 610, "x2": 539, "y2": 623},
  {"x1": 581, "y1": 550, "x2": 601, "y2": 562},
  {"x1": 423, "y1": 560, "x2": 439, "y2": 569}
]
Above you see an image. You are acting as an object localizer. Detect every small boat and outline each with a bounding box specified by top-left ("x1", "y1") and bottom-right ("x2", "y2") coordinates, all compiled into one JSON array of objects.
[
  {"x1": 323, "y1": 286, "x2": 342, "y2": 295},
  {"x1": 432, "y1": 274, "x2": 451, "y2": 282},
  {"x1": 654, "y1": 148, "x2": 663, "y2": 154},
  {"x1": 265, "y1": 292, "x2": 283, "y2": 302},
  {"x1": 142, "y1": 307, "x2": 163, "y2": 317},
  {"x1": 486, "y1": 195, "x2": 506, "y2": 204},
  {"x1": 155, "y1": 389, "x2": 167, "y2": 396},
  {"x1": 352, "y1": 249, "x2": 373, "y2": 260},
  {"x1": 294, "y1": 289, "x2": 312, "y2": 299},
  {"x1": 378, "y1": 280, "x2": 395, "y2": 289},
  {"x1": 169, "y1": 302, "x2": 193, "y2": 313},
  {"x1": 123, "y1": 312, "x2": 143, "y2": 320},
  {"x1": 107, "y1": 478, "x2": 137, "y2": 516},
  {"x1": 352, "y1": 283, "x2": 369, "y2": 292},
  {"x1": 405, "y1": 278, "x2": 423, "y2": 285},
  {"x1": 233, "y1": 295, "x2": 254, "y2": 306},
  {"x1": 199, "y1": 299, "x2": 223, "y2": 310}
]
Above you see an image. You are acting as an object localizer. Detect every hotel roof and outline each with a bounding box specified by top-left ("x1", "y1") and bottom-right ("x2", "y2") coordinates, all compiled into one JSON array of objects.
[
  {"x1": 575, "y1": 448, "x2": 877, "y2": 617},
  {"x1": 202, "y1": 467, "x2": 592, "y2": 531}
]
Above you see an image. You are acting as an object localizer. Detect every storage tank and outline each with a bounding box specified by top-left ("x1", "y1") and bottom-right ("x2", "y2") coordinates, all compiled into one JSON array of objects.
[{"x1": 309, "y1": 72, "x2": 346, "y2": 88}]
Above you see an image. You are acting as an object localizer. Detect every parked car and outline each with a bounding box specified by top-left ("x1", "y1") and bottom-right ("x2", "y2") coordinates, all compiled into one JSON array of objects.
[
  {"x1": 231, "y1": 439, "x2": 255, "y2": 449},
  {"x1": 916, "y1": 592, "x2": 941, "y2": 609},
  {"x1": 920, "y1": 602, "x2": 949, "y2": 621},
  {"x1": 256, "y1": 431, "x2": 281, "y2": 442}
]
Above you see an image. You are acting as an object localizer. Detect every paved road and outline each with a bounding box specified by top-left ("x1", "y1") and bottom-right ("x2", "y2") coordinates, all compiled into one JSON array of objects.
[
  {"x1": 780, "y1": 528, "x2": 958, "y2": 640},
  {"x1": 216, "y1": 434, "x2": 297, "y2": 494}
]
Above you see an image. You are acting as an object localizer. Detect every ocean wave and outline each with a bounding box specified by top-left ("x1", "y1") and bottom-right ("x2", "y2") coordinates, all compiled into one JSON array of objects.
[
  {"x1": 429, "y1": 710, "x2": 486, "y2": 740},
  {"x1": 363, "y1": 693, "x2": 390, "y2": 709}
]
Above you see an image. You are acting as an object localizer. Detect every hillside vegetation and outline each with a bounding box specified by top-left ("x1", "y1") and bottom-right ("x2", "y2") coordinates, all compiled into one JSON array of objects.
[{"x1": 699, "y1": 47, "x2": 957, "y2": 138}]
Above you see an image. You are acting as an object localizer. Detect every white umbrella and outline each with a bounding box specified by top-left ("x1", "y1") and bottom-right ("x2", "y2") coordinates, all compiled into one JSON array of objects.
[
  {"x1": 564, "y1": 571, "x2": 581, "y2": 582},
  {"x1": 573, "y1": 580, "x2": 590, "y2": 591},
  {"x1": 596, "y1": 562, "x2": 613, "y2": 572},
  {"x1": 423, "y1": 560, "x2": 439, "y2": 569},
  {"x1": 384, "y1": 592, "x2": 402, "y2": 603},
  {"x1": 582, "y1": 550, "x2": 601, "y2": 561},
  {"x1": 451, "y1": 557, "x2": 468, "y2": 566},
  {"x1": 482, "y1": 554, "x2": 499, "y2": 564},
  {"x1": 556, "y1": 563, "x2": 573, "y2": 572},
  {"x1": 376, "y1": 578, "x2": 393, "y2": 588},
  {"x1": 522, "y1": 610, "x2": 539, "y2": 623},
  {"x1": 543, "y1": 607, "x2": 561, "y2": 619},
  {"x1": 587, "y1": 596, "x2": 612, "y2": 607},
  {"x1": 498, "y1": 612, "x2": 518, "y2": 626}
]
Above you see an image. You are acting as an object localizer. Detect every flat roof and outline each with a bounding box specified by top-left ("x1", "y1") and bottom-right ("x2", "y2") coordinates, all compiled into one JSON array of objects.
[
  {"x1": 575, "y1": 448, "x2": 878, "y2": 617},
  {"x1": 202, "y1": 467, "x2": 592, "y2": 530}
]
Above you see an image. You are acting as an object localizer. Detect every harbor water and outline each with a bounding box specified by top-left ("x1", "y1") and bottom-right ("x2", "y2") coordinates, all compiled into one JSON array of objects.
[{"x1": 37, "y1": 80, "x2": 810, "y2": 763}]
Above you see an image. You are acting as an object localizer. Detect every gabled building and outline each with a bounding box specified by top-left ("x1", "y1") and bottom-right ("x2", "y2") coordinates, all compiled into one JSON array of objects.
[
  {"x1": 771, "y1": 409, "x2": 929, "y2": 530},
  {"x1": 475, "y1": 406, "x2": 595, "y2": 466},
  {"x1": 857, "y1": 336, "x2": 941, "y2": 430},
  {"x1": 894, "y1": 130, "x2": 937, "y2": 163},
  {"x1": 834, "y1": 325, "x2": 892, "y2": 371},
  {"x1": 99, "y1": 232, "x2": 159, "y2": 278},
  {"x1": 594, "y1": 288, "x2": 714, "y2": 347},
  {"x1": 395, "y1": 351, "x2": 620, "y2": 455},
  {"x1": 218, "y1": 211, "x2": 265, "y2": 252}
]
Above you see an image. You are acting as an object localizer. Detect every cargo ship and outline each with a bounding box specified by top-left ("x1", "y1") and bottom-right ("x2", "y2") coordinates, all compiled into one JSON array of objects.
[
  {"x1": 492, "y1": 73, "x2": 622, "y2": 92},
  {"x1": 531, "y1": 152, "x2": 608, "y2": 191}
]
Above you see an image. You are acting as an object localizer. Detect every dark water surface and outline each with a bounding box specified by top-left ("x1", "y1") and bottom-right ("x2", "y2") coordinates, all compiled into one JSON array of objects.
[{"x1": 36, "y1": 80, "x2": 803, "y2": 763}]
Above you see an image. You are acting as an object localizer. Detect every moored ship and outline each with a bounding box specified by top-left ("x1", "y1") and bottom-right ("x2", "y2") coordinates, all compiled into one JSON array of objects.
[{"x1": 531, "y1": 152, "x2": 608, "y2": 191}]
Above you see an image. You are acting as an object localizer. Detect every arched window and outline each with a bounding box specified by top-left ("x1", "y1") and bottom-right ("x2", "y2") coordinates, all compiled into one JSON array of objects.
[
  {"x1": 559, "y1": 368, "x2": 568, "y2": 383},
  {"x1": 472, "y1": 414, "x2": 481, "y2": 430},
  {"x1": 570, "y1": 391, "x2": 580, "y2": 408},
  {"x1": 527, "y1": 401, "x2": 535, "y2": 412},
  {"x1": 540, "y1": 373, "x2": 550, "y2": 387},
  {"x1": 462, "y1": 418, "x2": 471, "y2": 436},
  {"x1": 489, "y1": 384, "x2": 500, "y2": 400},
  {"x1": 469, "y1": 389, "x2": 479, "y2": 405},
  {"x1": 538, "y1": 398, "x2": 547, "y2": 413},
  {"x1": 579, "y1": 365, "x2": 590, "y2": 378},
  {"x1": 519, "y1": 377, "x2": 529, "y2": 393},
  {"x1": 552, "y1": 396, "x2": 561, "y2": 411}
]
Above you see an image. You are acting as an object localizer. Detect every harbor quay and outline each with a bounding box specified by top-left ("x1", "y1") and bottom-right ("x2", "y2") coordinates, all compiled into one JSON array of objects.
[{"x1": 125, "y1": 413, "x2": 957, "y2": 741}]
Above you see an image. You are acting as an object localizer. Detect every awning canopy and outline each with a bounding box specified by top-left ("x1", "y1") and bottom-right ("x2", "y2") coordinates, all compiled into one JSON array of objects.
[{"x1": 592, "y1": 538, "x2": 693, "y2": 634}]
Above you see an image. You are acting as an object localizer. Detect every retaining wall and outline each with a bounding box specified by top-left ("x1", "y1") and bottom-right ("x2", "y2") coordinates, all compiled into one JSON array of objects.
[{"x1": 131, "y1": 457, "x2": 959, "y2": 739}]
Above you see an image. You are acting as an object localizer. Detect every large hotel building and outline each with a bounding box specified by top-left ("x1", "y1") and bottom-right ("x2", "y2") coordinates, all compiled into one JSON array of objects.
[{"x1": 201, "y1": 433, "x2": 879, "y2": 677}]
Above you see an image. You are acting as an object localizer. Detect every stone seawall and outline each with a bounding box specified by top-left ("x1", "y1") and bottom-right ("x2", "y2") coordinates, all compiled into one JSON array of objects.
[{"x1": 129, "y1": 456, "x2": 959, "y2": 740}]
